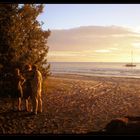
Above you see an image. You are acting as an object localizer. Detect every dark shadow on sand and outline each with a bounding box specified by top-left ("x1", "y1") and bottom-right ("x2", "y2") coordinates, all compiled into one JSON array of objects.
[{"x1": 86, "y1": 116, "x2": 140, "y2": 135}]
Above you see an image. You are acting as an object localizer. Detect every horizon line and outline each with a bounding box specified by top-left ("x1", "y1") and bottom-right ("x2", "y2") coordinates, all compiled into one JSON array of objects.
[{"x1": 48, "y1": 61, "x2": 140, "y2": 63}]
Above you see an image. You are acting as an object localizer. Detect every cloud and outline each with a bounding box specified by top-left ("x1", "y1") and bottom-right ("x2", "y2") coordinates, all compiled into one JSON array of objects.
[
  {"x1": 48, "y1": 51, "x2": 86, "y2": 57},
  {"x1": 48, "y1": 25, "x2": 140, "y2": 50},
  {"x1": 109, "y1": 47, "x2": 119, "y2": 50},
  {"x1": 94, "y1": 49, "x2": 112, "y2": 53},
  {"x1": 47, "y1": 25, "x2": 140, "y2": 62},
  {"x1": 113, "y1": 43, "x2": 119, "y2": 46}
]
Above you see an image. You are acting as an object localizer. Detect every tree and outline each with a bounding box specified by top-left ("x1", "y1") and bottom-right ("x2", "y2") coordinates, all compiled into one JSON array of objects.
[{"x1": 0, "y1": 4, "x2": 51, "y2": 77}]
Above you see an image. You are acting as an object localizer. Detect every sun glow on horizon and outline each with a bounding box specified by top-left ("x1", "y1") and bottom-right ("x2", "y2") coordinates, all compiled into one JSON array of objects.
[{"x1": 47, "y1": 25, "x2": 140, "y2": 63}]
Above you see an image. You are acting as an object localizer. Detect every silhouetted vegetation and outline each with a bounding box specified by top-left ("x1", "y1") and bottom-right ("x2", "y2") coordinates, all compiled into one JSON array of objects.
[{"x1": 0, "y1": 4, "x2": 51, "y2": 97}]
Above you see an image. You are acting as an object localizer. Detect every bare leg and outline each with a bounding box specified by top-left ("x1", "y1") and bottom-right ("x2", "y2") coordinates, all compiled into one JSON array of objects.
[
  {"x1": 25, "y1": 99, "x2": 29, "y2": 111},
  {"x1": 32, "y1": 96, "x2": 38, "y2": 114},
  {"x1": 28, "y1": 98, "x2": 32, "y2": 112},
  {"x1": 38, "y1": 95, "x2": 42, "y2": 113},
  {"x1": 18, "y1": 98, "x2": 21, "y2": 111}
]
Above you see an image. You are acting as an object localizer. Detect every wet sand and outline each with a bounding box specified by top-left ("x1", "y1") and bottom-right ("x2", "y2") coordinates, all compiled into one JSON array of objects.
[{"x1": 1, "y1": 73, "x2": 140, "y2": 134}]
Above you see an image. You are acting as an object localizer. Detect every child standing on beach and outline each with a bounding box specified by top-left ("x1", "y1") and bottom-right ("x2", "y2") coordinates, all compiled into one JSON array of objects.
[
  {"x1": 30, "y1": 65, "x2": 43, "y2": 115},
  {"x1": 11, "y1": 68, "x2": 25, "y2": 111},
  {"x1": 22, "y1": 64, "x2": 34, "y2": 112}
]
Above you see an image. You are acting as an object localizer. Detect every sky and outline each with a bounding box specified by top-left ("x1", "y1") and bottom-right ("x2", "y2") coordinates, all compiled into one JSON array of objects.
[{"x1": 37, "y1": 4, "x2": 140, "y2": 62}]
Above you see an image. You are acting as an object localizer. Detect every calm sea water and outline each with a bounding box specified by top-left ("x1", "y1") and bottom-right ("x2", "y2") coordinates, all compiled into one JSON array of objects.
[{"x1": 49, "y1": 62, "x2": 140, "y2": 78}]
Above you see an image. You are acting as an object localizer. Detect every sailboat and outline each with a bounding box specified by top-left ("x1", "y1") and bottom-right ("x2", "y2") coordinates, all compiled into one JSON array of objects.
[{"x1": 125, "y1": 50, "x2": 136, "y2": 67}]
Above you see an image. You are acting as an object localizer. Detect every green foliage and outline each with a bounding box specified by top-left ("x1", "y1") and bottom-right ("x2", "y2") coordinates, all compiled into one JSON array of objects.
[{"x1": 0, "y1": 4, "x2": 51, "y2": 77}]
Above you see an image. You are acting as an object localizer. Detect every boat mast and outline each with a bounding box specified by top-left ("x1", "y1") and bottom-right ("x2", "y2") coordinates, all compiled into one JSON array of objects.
[{"x1": 131, "y1": 50, "x2": 133, "y2": 64}]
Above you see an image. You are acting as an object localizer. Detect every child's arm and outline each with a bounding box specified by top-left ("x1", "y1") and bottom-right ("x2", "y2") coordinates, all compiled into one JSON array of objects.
[{"x1": 20, "y1": 75, "x2": 26, "y2": 85}]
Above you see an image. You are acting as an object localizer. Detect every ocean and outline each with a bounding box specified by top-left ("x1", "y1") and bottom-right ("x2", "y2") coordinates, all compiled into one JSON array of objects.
[{"x1": 49, "y1": 62, "x2": 140, "y2": 78}]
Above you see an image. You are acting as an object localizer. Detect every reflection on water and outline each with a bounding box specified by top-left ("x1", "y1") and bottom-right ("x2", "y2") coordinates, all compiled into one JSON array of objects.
[{"x1": 49, "y1": 62, "x2": 140, "y2": 78}]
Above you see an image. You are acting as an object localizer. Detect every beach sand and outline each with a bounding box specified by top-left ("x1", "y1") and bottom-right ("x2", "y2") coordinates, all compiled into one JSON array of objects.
[{"x1": 1, "y1": 74, "x2": 140, "y2": 134}]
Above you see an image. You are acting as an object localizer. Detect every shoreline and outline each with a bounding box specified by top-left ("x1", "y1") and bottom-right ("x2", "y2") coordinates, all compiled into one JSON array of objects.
[{"x1": 50, "y1": 73, "x2": 140, "y2": 82}]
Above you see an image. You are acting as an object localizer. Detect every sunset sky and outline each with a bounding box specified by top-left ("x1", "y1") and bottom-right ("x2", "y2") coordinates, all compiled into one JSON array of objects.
[{"x1": 38, "y1": 4, "x2": 140, "y2": 62}]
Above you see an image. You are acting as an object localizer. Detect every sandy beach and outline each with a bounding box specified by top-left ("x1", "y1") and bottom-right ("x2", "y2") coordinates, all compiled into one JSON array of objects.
[{"x1": 1, "y1": 73, "x2": 140, "y2": 134}]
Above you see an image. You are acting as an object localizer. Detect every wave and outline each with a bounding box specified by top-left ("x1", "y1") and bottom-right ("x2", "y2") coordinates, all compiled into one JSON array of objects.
[{"x1": 49, "y1": 62, "x2": 140, "y2": 78}]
